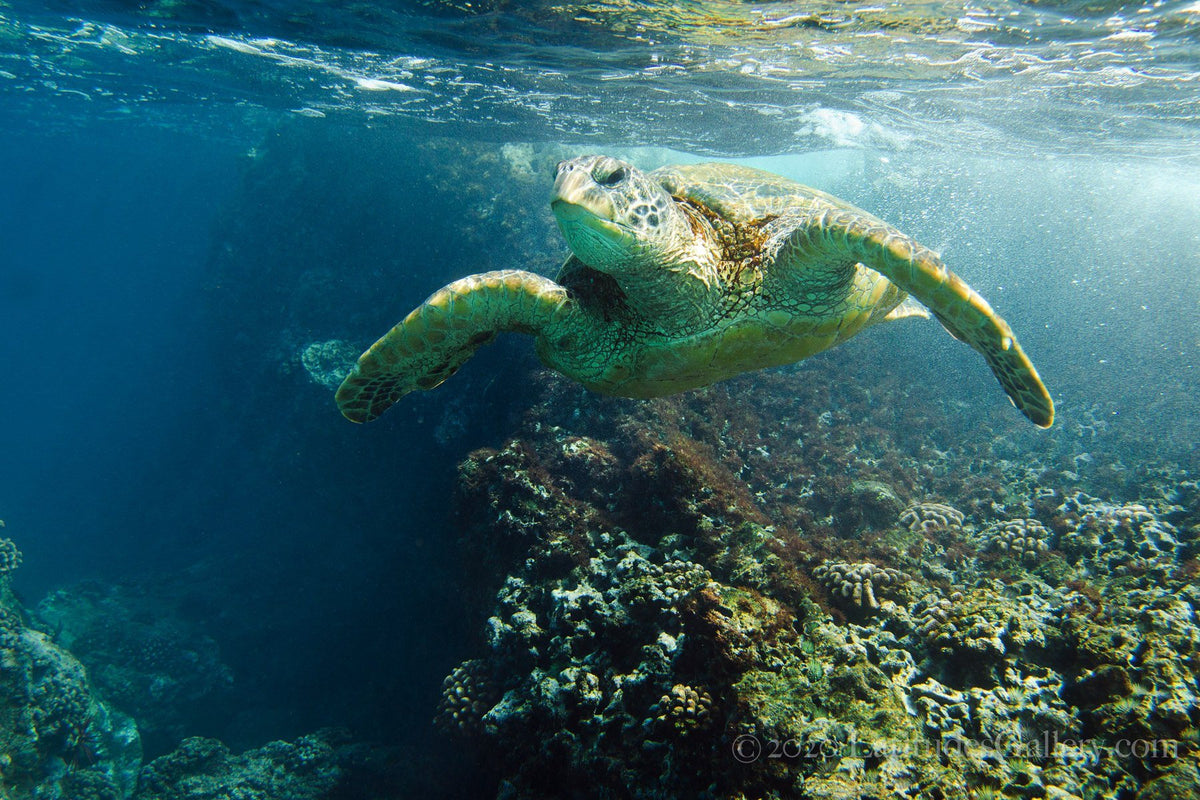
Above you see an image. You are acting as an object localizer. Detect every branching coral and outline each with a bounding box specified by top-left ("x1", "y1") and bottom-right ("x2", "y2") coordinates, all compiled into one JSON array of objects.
[
  {"x1": 983, "y1": 518, "x2": 1052, "y2": 561},
  {"x1": 814, "y1": 560, "x2": 909, "y2": 611},
  {"x1": 899, "y1": 502, "x2": 965, "y2": 535},
  {"x1": 651, "y1": 683, "x2": 714, "y2": 735},
  {"x1": 437, "y1": 659, "x2": 495, "y2": 734},
  {"x1": 0, "y1": 537, "x2": 22, "y2": 574}
]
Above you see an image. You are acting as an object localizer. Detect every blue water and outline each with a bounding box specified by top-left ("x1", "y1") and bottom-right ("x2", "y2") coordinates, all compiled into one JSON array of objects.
[
  {"x1": 0, "y1": 128, "x2": 230, "y2": 583},
  {"x1": 0, "y1": 122, "x2": 490, "y2": 748},
  {"x1": 0, "y1": 0, "x2": 1197, "y2": 794}
]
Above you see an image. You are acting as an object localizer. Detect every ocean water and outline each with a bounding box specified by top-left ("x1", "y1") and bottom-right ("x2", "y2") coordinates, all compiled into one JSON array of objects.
[{"x1": 0, "y1": 1, "x2": 1197, "y2": 798}]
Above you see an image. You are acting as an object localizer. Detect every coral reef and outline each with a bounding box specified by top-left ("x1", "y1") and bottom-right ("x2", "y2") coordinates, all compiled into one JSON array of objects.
[
  {"x1": 437, "y1": 361, "x2": 1200, "y2": 799},
  {"x1": 0, "y1": 538, "x2": 142, "y2": 800},
  {"x1": 0, "y1": 540, "x2": 426, "y2": 800},
  {"x1": 0, "y1": 545, "x2": 415, "y2": 799},
  {"x1": 981, "y1": 518, "x2": 1052, "y2": 561},
  {"x1": 812, "y1": 560, "x2": 909, "y2": 612},
  {"x1": 455, "y1": 539, "x2": 734, "y2": 795},
  {"x1": 132, "y1": 729, "x2": 408, "y2": 800},
  {"x1": 0, "y1": 536, "x2": 22, "y2": 574},
  {"x1": 1054, "y1": 495, "x2": 1186, "y2": 575},
  {"x1": 907, "y1": 584, "x2": 1057, "y2": 685}
]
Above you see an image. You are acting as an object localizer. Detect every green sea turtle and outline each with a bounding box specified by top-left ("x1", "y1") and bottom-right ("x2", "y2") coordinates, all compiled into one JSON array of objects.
[{"x1": 336, "y1": 156, "x2": 1053, "y2": 427}]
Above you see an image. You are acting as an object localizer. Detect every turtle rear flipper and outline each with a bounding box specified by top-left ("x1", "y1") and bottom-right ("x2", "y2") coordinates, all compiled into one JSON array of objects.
[
  {"x1": 336, "y1": 270, "x2": 571, "y2": 423},
  {"x1": 794, "y1": 209, "x2": 1054, "y2": 428}
]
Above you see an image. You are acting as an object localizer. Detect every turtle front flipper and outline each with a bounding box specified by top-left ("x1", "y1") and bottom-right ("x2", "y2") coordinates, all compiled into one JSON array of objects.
[
  {"x1": 795, "y1": 209, "x2": 1054, "y2": 428},
  {"x1": 336, "y1": 270, "x2": 572, "y2": 423}
]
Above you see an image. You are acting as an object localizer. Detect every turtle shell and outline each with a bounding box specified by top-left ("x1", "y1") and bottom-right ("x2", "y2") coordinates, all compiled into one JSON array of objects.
[{"x1": 651, "y1": 162, "x2": 855, "y2": 223}]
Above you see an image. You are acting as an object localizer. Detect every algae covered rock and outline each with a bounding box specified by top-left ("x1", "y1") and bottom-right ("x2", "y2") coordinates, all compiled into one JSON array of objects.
[
  {"x1": 838, "y1": 479, "x2": 905, "y2": 530},
  {"x1": 132, "y1": 728, "x2": 414, "y2": 800},
  {"x1": 0, "y1": 594, "x2": 142, "y2": 800},
  {"x1": 36, "y1": 580, "x2": 234, "y2": 757},
  {"x1": 134, "y1": 732, "x2": 340, "y2": 800},
  {"x1": 438, "y1": 365, "x2": 1200, "y2": 798},
  {"x1": 298, "y1": 338, "x2": 358, "y2": 390}
]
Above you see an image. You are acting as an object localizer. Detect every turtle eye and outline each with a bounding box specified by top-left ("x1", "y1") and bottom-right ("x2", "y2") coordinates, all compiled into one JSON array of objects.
[{"x1": 596, "y1": 166, "x2": 626, "y2": 186}]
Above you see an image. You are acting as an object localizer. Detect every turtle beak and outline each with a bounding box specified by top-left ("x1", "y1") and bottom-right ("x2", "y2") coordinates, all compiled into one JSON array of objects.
[
  {"x1": 551, "y1": 164, "x2": 637, "y2": 267},
  {"x1": 551, "y1": 163, "x2": 618, "y2": 225}
]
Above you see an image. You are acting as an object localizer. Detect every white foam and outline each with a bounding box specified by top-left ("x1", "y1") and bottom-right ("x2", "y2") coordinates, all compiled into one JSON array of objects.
[{"x1": 354, "y1": 77, "x2": 418, "y2": 92}]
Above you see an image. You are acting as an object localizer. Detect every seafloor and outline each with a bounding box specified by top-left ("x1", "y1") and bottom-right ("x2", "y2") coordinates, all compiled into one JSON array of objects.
[{"x1": 0, "y1": 135, "x2": 1196, "y2": 799}]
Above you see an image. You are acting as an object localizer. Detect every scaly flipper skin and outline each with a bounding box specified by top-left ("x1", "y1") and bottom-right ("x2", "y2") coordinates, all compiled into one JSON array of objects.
[
  {"x1": 335, "y1": 270, "x2": 571, "y2": 423},
  {"x1": 786, "y1": 208, "x2": 1054, "y2": 427}
]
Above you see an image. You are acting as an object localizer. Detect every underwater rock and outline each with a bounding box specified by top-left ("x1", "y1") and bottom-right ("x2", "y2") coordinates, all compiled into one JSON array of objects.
[
  {"x1": 133, "y1": 730, "x2": 346, "y2": 800},
  {"x1": 36, "y1": 581, "x2": 234, "y2": 758},
  {"x1": 0, "y1": 563, "x2": 142, "y2": 800},
  {"x1": 838, "y1": 479, "x2": 905, "y2": 531},
  {"x1": 436, "y1": 354, "x2": 1198, "y2": 797},
  {"x1": 1060, "y1": 584, "x2": 1200, "y2": 746},
  {"x1": 298, "y1": 338, "x2": 358, "y2": 390},
  {"x1": 1135, "y1": 755, "x2": 1200, "y2": 800}
]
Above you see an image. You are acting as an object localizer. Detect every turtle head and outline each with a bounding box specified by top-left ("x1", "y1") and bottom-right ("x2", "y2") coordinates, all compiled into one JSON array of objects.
[{"x1": 551, "y1": 156, "x2": 694, "y2": 276}]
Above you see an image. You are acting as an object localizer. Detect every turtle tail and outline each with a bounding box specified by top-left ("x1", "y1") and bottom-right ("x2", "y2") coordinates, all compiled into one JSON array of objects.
[
  {"x1": 814, "y1": 209, "x2": 1054, "y2": 428},
  {"x1": 336, "y1": 270, "x2": 571, "y2": 423}
]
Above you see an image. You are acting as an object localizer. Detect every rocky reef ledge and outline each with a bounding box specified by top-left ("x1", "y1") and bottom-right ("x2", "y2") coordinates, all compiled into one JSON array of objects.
[
  {"x1": 0, "y1": 530, "x2": 415, "y2": 800},
  {"x1": 0, "y1": 533, "x2": 142, "y2": 800},
  {"x1": 442, "y1": 364, "x2": 1199, "y2": 800}
]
